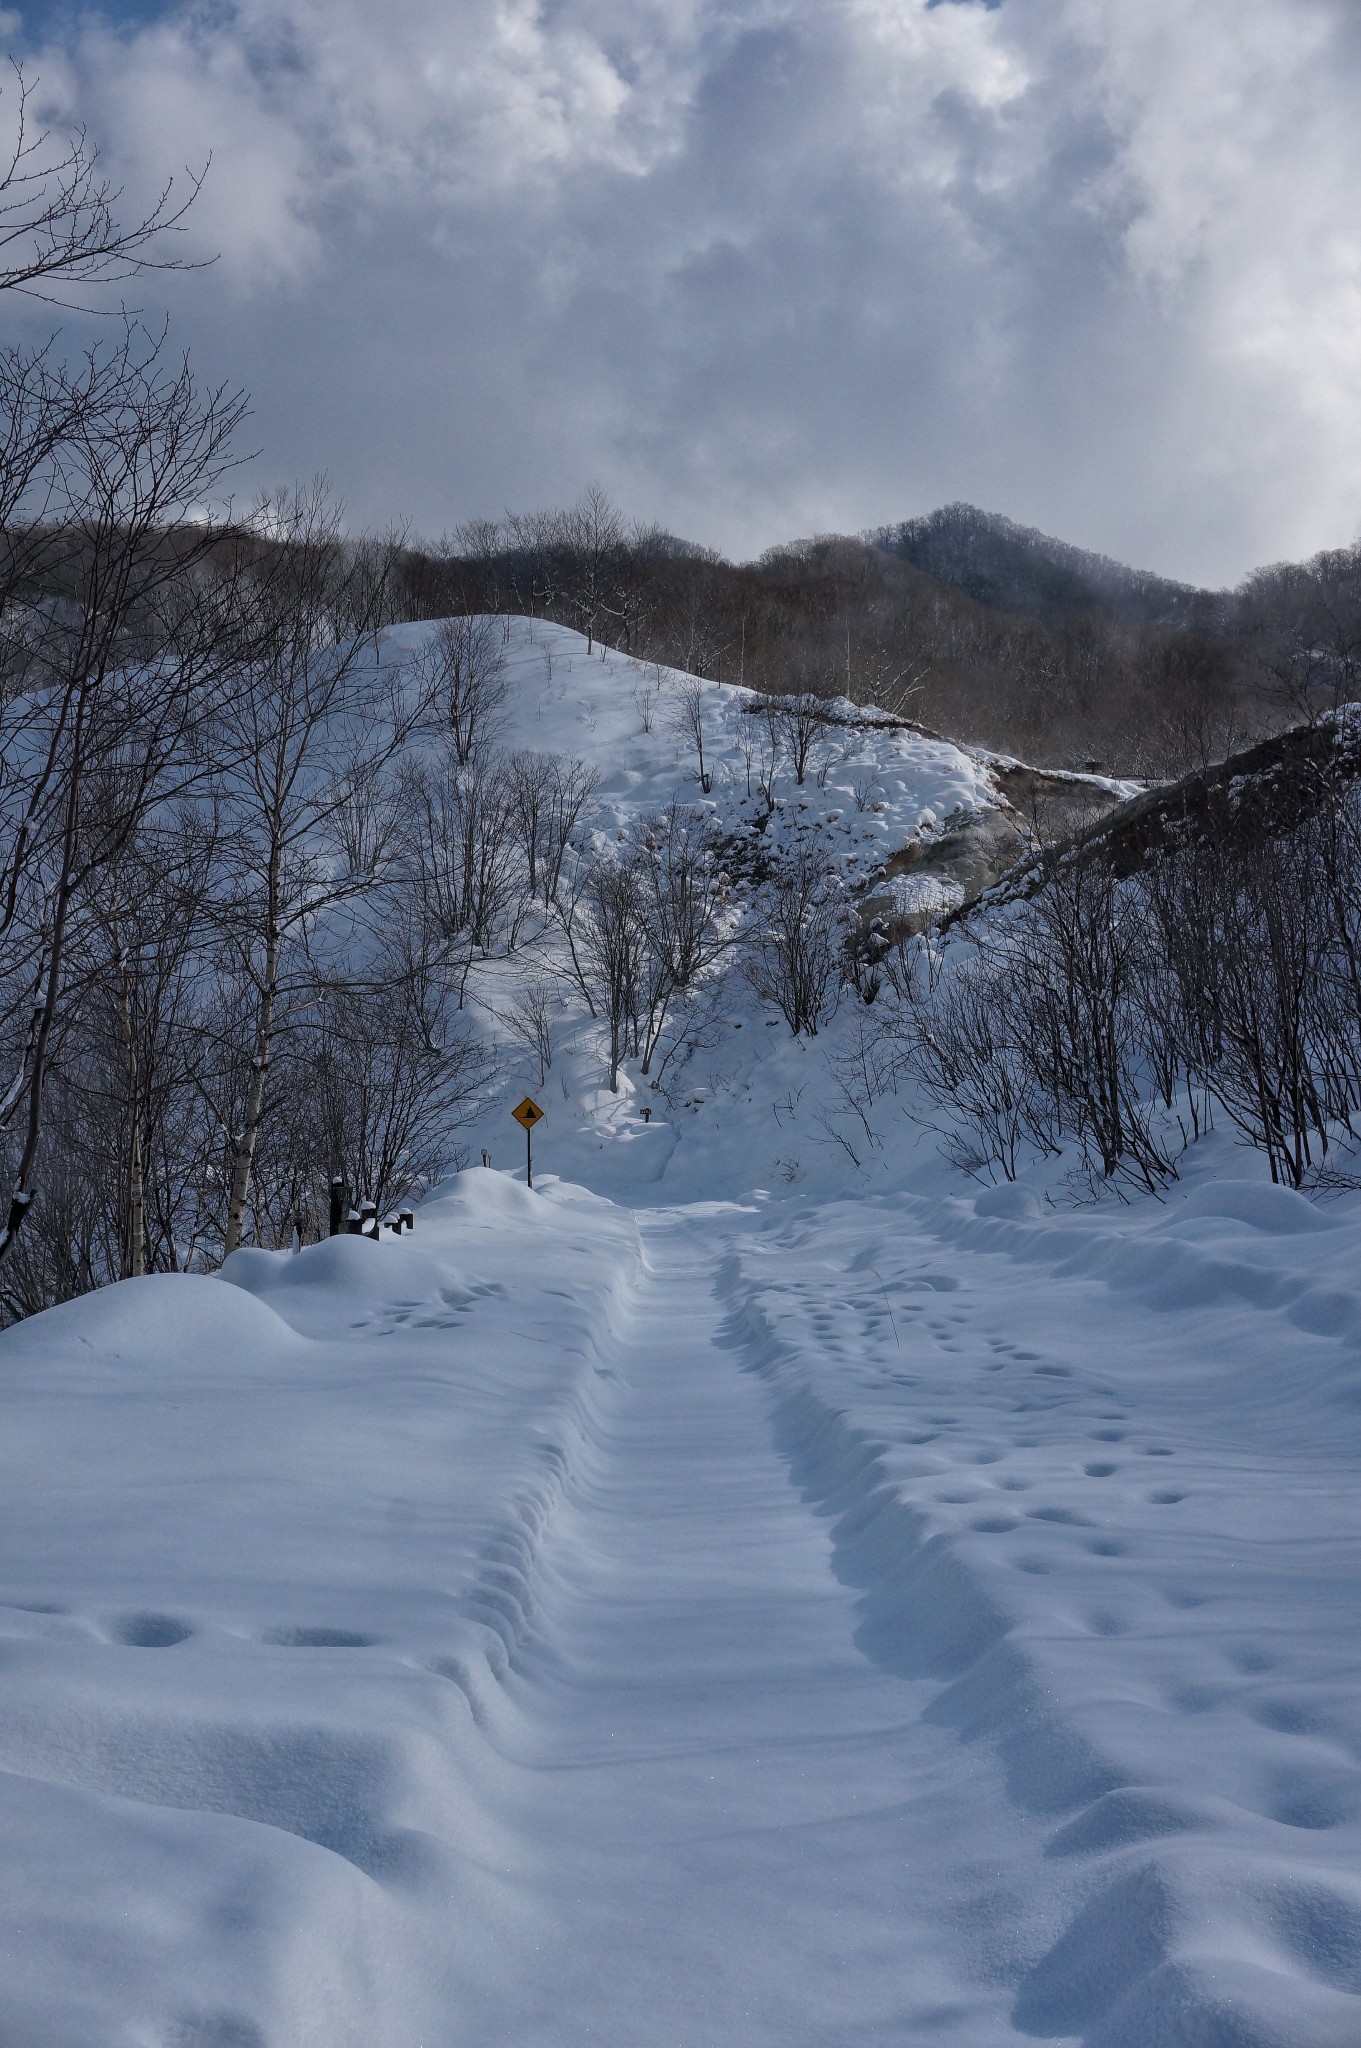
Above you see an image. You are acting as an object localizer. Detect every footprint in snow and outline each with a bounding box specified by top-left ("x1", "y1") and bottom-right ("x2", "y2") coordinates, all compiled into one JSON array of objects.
[
  {"x1": 261, "y1": 1626, "x2": 376, "y2": 1648},
  {"x1": 1265, "y1": 1766, "x2": 1355, "y2": 1830},
  {"x1": 1228, "y1": 1645, "x2": 1277, "y2": 1675},
  {"x1": 1253, "y1": 1698, "x2": 1325, "y2": 1736},
  {"x1": 1168, "y1": 1681, "x2": 1229, "y2": 1713},
  {"x1": 111, "y1": 1613, "x2": 193, "y2": 1647}
]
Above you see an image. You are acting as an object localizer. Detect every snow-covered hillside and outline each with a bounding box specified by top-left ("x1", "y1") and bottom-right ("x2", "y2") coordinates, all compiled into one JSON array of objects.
[
  {"x1": 3, "y1": 621, "x2": 1360, "y2": 2048},
  {"x1": 379, "y1": 616, "x2": 1012, "y2": 1200}
]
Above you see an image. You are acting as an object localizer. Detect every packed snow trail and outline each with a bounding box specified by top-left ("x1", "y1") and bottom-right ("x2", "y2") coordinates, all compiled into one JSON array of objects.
[
  {"x1": 458, "y1": 1214, "x2": 1044, "y2": 2047},
  {"x1": 4, "y1": 1168, "x2": 1361, "y2": 2046}
]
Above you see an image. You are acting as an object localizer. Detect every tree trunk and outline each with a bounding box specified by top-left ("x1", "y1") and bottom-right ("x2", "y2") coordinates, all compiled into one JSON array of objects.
[
  {"x1": 0, "y1": 694, "x2": 87, "y2": 1267},
  {"x1": 222, "y1": 968, "x2": 276, "y2": 1257},
  {"x1": 109, "y1": 925, "x2": 147, "y2": 1278},
  {"x1": 127, "y1": 1111, "x2": 146, "y2": 1278},
  {"x1": 222, "y1": 843, "x2": 282, "y2": 1259}
]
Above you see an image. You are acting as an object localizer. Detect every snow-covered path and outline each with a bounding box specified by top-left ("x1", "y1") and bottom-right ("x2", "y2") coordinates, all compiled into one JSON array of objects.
[
  {"x1": 5, "y1": 1169, "x2": 1361, "y2": 2047},
  {"x1": 469, "y1": 1217, "x2": 1037, "y2": 2047}
]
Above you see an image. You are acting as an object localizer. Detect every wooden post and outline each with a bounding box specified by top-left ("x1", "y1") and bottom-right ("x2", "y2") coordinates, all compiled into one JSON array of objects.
[
  {"x1": 329, "y1": 1175, "x2": 348, "y2": 1238},
  {"x1": 399, "y1": 1208, "x2": 414, "y2": 1234}
]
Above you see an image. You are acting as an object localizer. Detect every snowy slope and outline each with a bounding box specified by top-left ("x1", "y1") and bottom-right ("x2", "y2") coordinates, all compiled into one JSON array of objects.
[
  {"x1": 379, "y1": 617, "x2": 1008, "y2": 1200},
  {"x1": 2, "y1": 622, "x2": 1360, "y2": 2047}
]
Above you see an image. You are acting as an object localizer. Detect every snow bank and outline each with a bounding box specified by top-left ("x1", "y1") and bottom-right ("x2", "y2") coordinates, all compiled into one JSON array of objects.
[{"x1": 0, "y1": 1172, "x2": 642, "y2": 2047}]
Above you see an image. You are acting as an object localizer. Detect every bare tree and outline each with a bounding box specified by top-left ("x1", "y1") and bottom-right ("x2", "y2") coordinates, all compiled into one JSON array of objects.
[
  {"x1": 500, "y1": 976, "x2": 558, "y2": 1086},
  {"x1": 628, "y1": 801, "x2": 730, "y2": 1073},
  {"x1": 743, "y1": 837, "x2": 847, "y2": 1035},
  {"x1": 507, "y1": 750, "x2": 556, "y2": 905},
  {"x1": 76, "y1": 804, "x2": 224, "y2": 1276},
  {"x1": 413, "y1": 613, "x2": 508, "y2": 765},
  {"x1": 0, "y1": 330, "x2": 246, "y2": 1266},
  {"x1": 448, "y1": 755, "x2": 525, "y2": 954},
  {"x1": 775, "y1": 691, "x2": 831, "y2": 787},
  {"x1": 538, "y1": 754, "x2": 600, "y2": 907},
  {"x1": 205, "y1": 485, "x2": 420, "y2": 1257},
  {"x1": 671, "y1": 674, "x2": 713, "y2": 793},
  {"x1": 559, "y1": 484, "x2": 625, "y2": 653},
  {"x1": 301, "y1": 927, "x2": 495, "y2": 1225},
  {"x1": 631, "y1": 661, "x2": 664, "y2": 733},
  {"x1": 0, "y1": 62, "x2": 207, "y2": 305},
  {"x1": 1147, "y1": 821, "x2": 1329, "y2": 1188},
  {"x1": 1011, "y1": 855, "x2": 1175, "y2": 1192},
  {"x1": 570, "y1": 856, "x2": 647, "y2": 1092}
]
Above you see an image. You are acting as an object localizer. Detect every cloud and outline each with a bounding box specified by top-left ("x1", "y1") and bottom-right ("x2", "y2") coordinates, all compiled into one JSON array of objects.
[{"x1": 7, "y1": 0, "x2": 1361, "y2": 583}]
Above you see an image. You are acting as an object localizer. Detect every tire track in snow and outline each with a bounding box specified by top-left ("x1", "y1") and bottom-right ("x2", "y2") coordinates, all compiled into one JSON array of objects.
[{"x1": 450, "y1": 1213, "x2": 1046, "y2": 2048}]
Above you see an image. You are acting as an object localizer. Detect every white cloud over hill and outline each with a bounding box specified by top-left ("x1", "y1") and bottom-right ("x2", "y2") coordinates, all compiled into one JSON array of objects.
[{"x1": 7, "y1": 0, "x2": 1361, "y2": 580}]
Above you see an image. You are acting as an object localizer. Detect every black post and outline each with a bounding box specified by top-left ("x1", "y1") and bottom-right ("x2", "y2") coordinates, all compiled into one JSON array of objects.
[
  {"x1": 346, "y1": 1208, "x2": 362, "y2": 1234},
  {"x1": 526, "y1": 1121, "x2": 533, "y2": 1190},
  {"x1": 399, "y1": 1208, "x2": 414, "y2": 1234},
  {"x1": 360, "y1": 1200, "x2": 378, "y2": 1240},
  {"x1": 329, "y1": 1175, "x2": 348, "y2": 1238}
]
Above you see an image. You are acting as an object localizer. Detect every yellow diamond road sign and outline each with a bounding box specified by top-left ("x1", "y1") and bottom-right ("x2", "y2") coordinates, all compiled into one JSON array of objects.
[{"x1": 512, "y1": 1097, "x2": 544, "y2": 1129}]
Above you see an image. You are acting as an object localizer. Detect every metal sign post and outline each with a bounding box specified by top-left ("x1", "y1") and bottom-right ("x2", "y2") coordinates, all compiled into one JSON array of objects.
[{"x1": 511, "y1": 1096, "x2": 544, "y2": 1187}]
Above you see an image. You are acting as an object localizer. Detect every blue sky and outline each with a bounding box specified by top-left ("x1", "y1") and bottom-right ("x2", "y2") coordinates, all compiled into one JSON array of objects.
[{"x1": 4, "y1": 0, "x2": 1359, "y2": 582}]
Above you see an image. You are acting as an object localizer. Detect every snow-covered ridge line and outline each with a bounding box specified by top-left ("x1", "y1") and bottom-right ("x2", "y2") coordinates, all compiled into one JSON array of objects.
[{"x1": 954, "y1": 700, "x2": 1361, "y2": 926}]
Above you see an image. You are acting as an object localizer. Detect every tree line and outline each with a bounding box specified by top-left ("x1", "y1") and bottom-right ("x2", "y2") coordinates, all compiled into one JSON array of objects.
[{"x1": 397, "y1": 501, "x2": 1361, "y2": 783}]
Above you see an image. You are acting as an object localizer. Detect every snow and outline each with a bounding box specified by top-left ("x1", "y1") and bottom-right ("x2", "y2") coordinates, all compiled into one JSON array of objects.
[
  {"x1": 3, "y1": 621, "x2": 1361, "y2": 2046},
  {"x1": 383, "y1": 616, "x2": 1001, "y2": 902}
]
